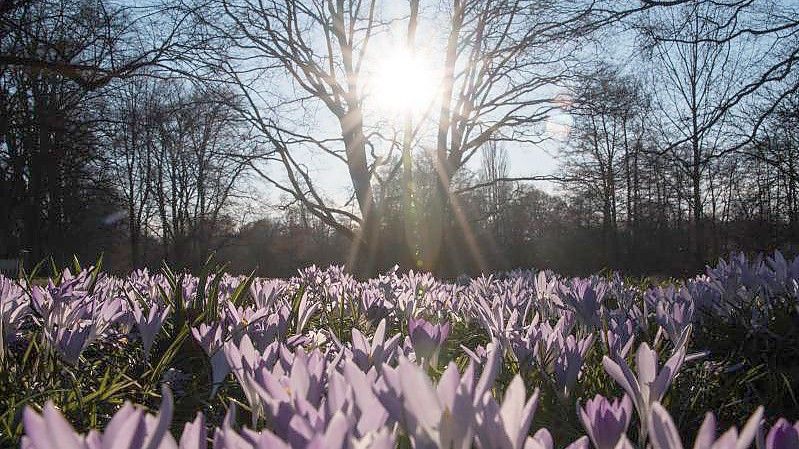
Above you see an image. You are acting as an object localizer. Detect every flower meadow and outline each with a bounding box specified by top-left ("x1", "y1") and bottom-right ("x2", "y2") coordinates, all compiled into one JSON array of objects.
[{"x1": 2, "y1": 253, "x2": 799, "y2": 448}]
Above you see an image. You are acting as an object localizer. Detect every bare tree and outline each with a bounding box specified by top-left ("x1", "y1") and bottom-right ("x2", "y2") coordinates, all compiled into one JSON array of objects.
[
  {"x1": 0, "y1": 0, "x2": 196, "y2": 89},
  {"x1": 144, "y1": 84, "x2": 254, "y2": 268},
  {"x1": 103, "y1": 78, "x2": 165, "y2": 267},
  {"x1": 422, "y1": 0, "x2": 601, "y2": 270},
  {"x1": 643, "y1": 1, "x2": 757, "y2": 265},
  {"x1": 0, "y1": 0, "x2": 123, "y2": 261},
  {"x1": 193, "y1": 0, "x2": 389, "y2": 273},
  {"x1": 561, "y1": 65, "x2": 650, "y2": 263},
  {"x1": 192, "y1": 0, "x2": 604, "y2": 273},
  {"x1": 479, "y1": 140, "x2": 511, "y2": 245}
]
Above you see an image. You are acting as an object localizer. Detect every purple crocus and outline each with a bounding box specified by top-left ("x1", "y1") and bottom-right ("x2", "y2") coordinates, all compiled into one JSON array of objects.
[
  {"x1": 291, "y1": 290, "x2": 320, "y2": 336},
  {"x1": 51, "y1": 323, "x2": 98, "y2": 366},
  {"x1": 392, "y1": 359, "x2": 476, "y2": 449},
  {"x1": 191, "y1": 322, "x2": 229, "y2": 396},
  {"x1": 222, "y1": 303, "x2": 269, "y2": 344},
  {"x1": 648, "y1": 402, "x2": 763, "y2": 449},
  {"x1": 375, "y1": 343, "x2": 503, "y2": 449},
  {"x1": 249, "y1": 279, "x2": 285, "y2": 310},
  {"x1": 212, "y1": 405, "x2": 290, "y2": 449},
  {"x1": 762, "y1": 418, "x2": 799, "y2": 449},
  {"x1": 553, "y1": 334, "x2": 594, "y2": 398},
  {"x1": 651, "y1": 287, "x2": 695, "y2": 344},
  {"x1": 408, "y1": 317, "x2": 450, "y2": 363},
  {"x1": 349, "y1": 318, "x2": 401, "y2": 371},
  {"x1": 602, "y1": 341, "x2": 687, "y2": 441},
  {"x1": 475, "y1": 375, "x2": 541, "y2": 449},
  {"x1": 578, "y1": 395, "x2": 632, "y2": 449},
  {"x1": 36, "y1": 289, "x2": 124, "y2": 366},
  {"x1": 1, "y1": 276, "x2": 28, "y2": 352},
  {"x1": 602, "y1": 313, "x2": 636, "y2": 359},
  {"x1": 131, "y1": 302, "x2": 171, "y2": 361},
  {"x1": 21, "y1": 401, "x2": 90, "y2": 449},
  {"x1": 559, "y1": 278, "x2": 606, "y2": 328},
  {"x1": 223, "y1": 334, "x2": 283, "y2": 425},
  {"x1": 22, "y1": 386, "x2": 179, "y2": 449},
  {"x1": 530, "y1": 320, "x2": 591, "y2": 399},
  {"x1": 248, "y1": 347, "x2": 328, "y2": 439}
]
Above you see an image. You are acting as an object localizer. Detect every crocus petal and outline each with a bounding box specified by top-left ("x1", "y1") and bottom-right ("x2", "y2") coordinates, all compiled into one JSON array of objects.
[
  {"x1": 23, "y1": 402, "x2": 85, "y2": 449},
  {"x1": 500, "y1": 376, "x2": 538, "y2": 449},
  {"x1": 371, "y1": 319, "x2": 387, "y2": 354},
  {"x1": 735, "y1": 406, "x2": 763, "y2": 449},
  {"x1": 602, "y1": 356, "x2": 640, "y2": 403},
  {"x1": 102, "y1": 404, "x2": 146, "y2": 448},
  {"x1": 648, "y1": 402, "x2": 684, "y2": 449},
  {"x1": 692, "y1": 413, "x2": 716, "y2": 449},
  {"x1": 652, "y1": 347, "x2": 686, "y2": 401},
  {"x1": 636, "y1": 343, "x2": 658, "y2": 386},
  {"x1": 179, "y1": 413, "x2": 206, "y2": 449},
  {"x1": 398, "y1": 359, "x2": 442, "y2": 430},
  {"x1": 437, "y1": 362, "x2": 461, "y2": 410},
  {"x1": 614, "y1": 436, "x2": 635, "y2": 449},
  {"x1": 563, "y1": 436, "x2": 590, "y2": 449},
  {"x1": 143, "y1": 386, "x2": 175, "y2": 449},
  {"x1": 531, "y1": 428, "x2": 553, "y2": 449}
]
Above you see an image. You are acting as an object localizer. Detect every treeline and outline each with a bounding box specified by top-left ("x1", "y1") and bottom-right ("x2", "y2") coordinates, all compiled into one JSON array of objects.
[{"x1": 1, "y1": 0, "x2": 798, "y2": 277}]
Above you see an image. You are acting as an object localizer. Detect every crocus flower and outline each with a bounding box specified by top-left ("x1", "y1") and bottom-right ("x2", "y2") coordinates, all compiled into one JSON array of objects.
[
  {"x1": 252, "y1": 306, "x2": 291, "y2": 349},
  {"x1": 191, "y1": 322, "x2": 229, "y2": 396},
  {"x1": 212, "y1": 405, "x2": 290, "y2": 449},
  {"x1": 391, "y1": 359, "x2": 476, "y2": 449},
  {"x1": 52, "y1": 323, "x2": 98, "y2": 366},
  {"x1": 41, "y1": 300, "x2": 98, "y2": 365},
  {"x1": 223, "y1": 334, "x2": 284, "y2": 425},
  {"x1": 559, "y1": 278, "x2": 606, "y2": 328},
  {"x1": 533, "y1": 270, "x2": 559, "y2": 312},
  {"x1": 408, "y1": 317, "x2": 450, "y2": 363},
  {"x1": 37, "y1": 290, "x2": 124, "y2": 366},
  {"x1": 475, "y1": 375, "x2": 541, "y2": 449},
  {"x1": 290, "y1": 289, "x2": 320, "y2": 336},
  {"x1": 222, "y1": 303, "x2": 269, "y2": 344},
  {"x1": 131, "y1": 302, "x2": 171, "y2": 361},
  {"x1": 250, "y1": 279, "x2": 285, "y2": 310},
  {"x1": 648, "y1": 402, "x2": 763, "y2": 449},
  {"x1": 22, "y1": 386, "x2": 179, "y2": 449},
  {"x1": 358, "y1": 288, "x2": 392, "y2": 322},
  {"x1": 248, "y1": 347, "x2": 328, "y2": 439},
  {"x1": 1, "y1": 276, "x2": 28, "y2": 345},
  {"x1": 470, "y1": 291, "x2": 528, "y2": 345},
  {"x1": 336, "y1": 361, "x2": 392, "y2": 436},
  {"x1": 553, "y1": 334, "x2": 594, "y2": 398},
  {"x1": 375, "y1": 342, "x2": 499, "y2": 449},
  {"x1": 529, "y1": 319, "x2": 591, "y2": 399},
  {"x1": 602, "y1": 341, "x2": 687, "y2": 441},
  {"x1": 602, "y1": 313, "x2": 635, "y2": 359},
  {"x1": 760, "y1": 418, "x2": 799, "y2": 449},
  {"x1": 651, "y1": 287, "x2": 694, "y2": 344},
  {"x1": 212, "y1": 403, "x2": 394, "y2": 449},
  {"x1": 248, "y1": 352, "x2": 392, "y2": 449},
  {"x1": 349, "y1": 318, "x2": 401, "y2": 371},
  {"x1": 578, "y1": 395, "x2": 632, "y2": 449},
  {"x1": 506, "y1": 320, "x2": 539, "y2": 365},
  {"x1": 21, "y1": 402, "x2": 90, "y2": 449}
]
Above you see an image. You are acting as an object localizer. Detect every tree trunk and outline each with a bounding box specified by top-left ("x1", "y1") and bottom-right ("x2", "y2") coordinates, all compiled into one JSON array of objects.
[
  {"x1": 402, "y1": 0, "x2": 421, "y2": 270},
  {"x1": 692, "y1": 159, "x2": 704, "y2": 268}
]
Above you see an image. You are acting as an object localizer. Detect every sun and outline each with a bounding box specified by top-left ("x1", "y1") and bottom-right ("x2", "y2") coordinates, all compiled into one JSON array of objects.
[{"x1": 370, "y1": 49, "x2": 439, "y2": 116}]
